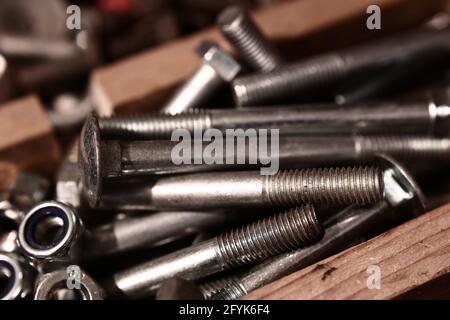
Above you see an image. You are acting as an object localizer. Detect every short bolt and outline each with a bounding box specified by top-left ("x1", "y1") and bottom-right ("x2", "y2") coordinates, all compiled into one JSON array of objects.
[
  {"x1": 104, "y1": 205, "x2": 324, "y2": 298},
  {"x1": 161, "y1": 40, "x2": 241, "y2": 115},
  {"x1": 231, "y1": 27, "x2": 450, "y2": 106},
  {"x1": 217, "y1": 6, "x2": 283, "y2": 72},
  {"x1": 97, "y1": 96, "x2": 450, "y2": 140}
]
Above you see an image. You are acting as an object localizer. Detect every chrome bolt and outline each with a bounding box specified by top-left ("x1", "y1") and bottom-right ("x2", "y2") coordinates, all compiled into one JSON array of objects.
[
  {"x1": 231, "y1": 27, "x2": 450, "y2": 106},
  {"x1": 161, "y1": 40, "x2": 241, "y2": 115},
  {"x1": 103, "y1": 205, "x2": 323, "y2": 298},
  {"x1": 217, "y1": 6, "x2": 283, "y2": 72},
  {"x1": 97, "y1": 96, "x2": 450, "y2": 140},
  {"x1": 210, "y1": 156, "x2": 426, "y2": 299}
]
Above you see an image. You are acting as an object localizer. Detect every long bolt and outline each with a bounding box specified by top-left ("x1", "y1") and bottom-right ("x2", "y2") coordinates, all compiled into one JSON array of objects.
[
  {"x1": 86, "y1": 118, "x2": 450, "y2": 178},
  {"x1": 95, "y1": 166, "x2": 383, "y2": 211},
  {"x1": 87, "y1": 211, "x2": 243, "y2": 258},
  {"x1": 161, "y1": 40, "x2": 241, "y2": 115},
  {"x1": 97, "y1": 97, "x2": 450, "y2": 140},
  {"x1": 231, "y1": 27, "x2": 450, "y2": 106},
  {"x1": 217, "y1": 6, "x2": 283, "y2": 72},
  {"x1": 103, "y1": 205, "x2": 324, "y2": 298},
  {"x1": 210, "y1": 157, "x2": 426, "y2": 299}
]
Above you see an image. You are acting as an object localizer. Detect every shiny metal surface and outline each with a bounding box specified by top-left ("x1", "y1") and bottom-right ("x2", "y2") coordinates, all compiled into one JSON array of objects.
[
  {"x1": 231, "y1": 27, "x2": 450, "y2": 106},
  {"x1": 0, "y1": 253, "x2": 34, "y2": 300},
  {"x1": 106, "y1": 205, "x2": 323, "y2": 298},
  {"x1": 88, "y1": 211, "x2": 239, "y2": 258},
  {"x1": 162, "y1": 40, "x2": 241, "y2": 115},
  {"x1": 211, "y1": 157, "x2": 426, "y2": 299},
  {"x1": 34, "y1": 268, "x2": 103, "y2": 300},
  {"x1": 18, "y1": 201, "x2": 85, "y2": 267},
  {"x1": 97, "y1": 98, "x2": 450, "y2": 139},
  {"x1": 96, "y1": 166, "x2": 383, "y2": 210},
  {"x1": 217, "y1": 6, "x2": 283, "y2": 72}
]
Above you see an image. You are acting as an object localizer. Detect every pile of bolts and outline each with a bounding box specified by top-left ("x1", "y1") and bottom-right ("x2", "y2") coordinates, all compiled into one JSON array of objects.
[{"x1": 2, "y1": 5, "x2": 450, "y2": 300}]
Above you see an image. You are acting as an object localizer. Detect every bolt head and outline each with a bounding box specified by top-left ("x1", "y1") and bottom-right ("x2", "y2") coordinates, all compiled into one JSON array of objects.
[
  {"x1": 79, "y1": 115, "x2": 102, "y2": 207},
  {"x1": 377, "y1": 155, "x2": 426, "y2": 215},
  {"x1": 196, "y1": 40, "x2": 241, "y2": 82}
]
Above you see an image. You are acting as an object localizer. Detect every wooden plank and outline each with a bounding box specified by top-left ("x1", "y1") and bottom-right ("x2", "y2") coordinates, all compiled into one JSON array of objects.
[
  {"x1": 90, "y1": 0, "x2": 444, "y2": 116},
  {"x1": 0, "y1": 96, "x2": 61, "y2": 176},
  {"x1": 245, "y1": 202, "x2": 450, "y2": 300}
]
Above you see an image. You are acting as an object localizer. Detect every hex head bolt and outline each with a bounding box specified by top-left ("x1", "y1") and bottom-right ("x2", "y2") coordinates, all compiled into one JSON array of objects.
[
  {"x1": 210, "y1": 156, "x2": 426, "y2": 299},
  {"x1": 217, "y1": 6, "x2": 283, "y2": 72},
  {"x1": 104, "y1": 205, "x2": 324, "y2": 298},
  {"x1": 97, "y1": 96, "x2": 450, "y2": 140},
  {"x1": 231, "y1": 27, "x2": 450, "y2": 106},
  {"x1": 161, "y1": 40, "x2": 241, "y2": 115}
]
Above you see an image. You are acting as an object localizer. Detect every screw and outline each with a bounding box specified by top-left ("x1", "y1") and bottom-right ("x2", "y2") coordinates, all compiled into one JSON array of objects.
[
  {"x1": 103, "y1": 205, "x2": 324, "y2": 298},
  {"x1": 87, "y1": 210, "x2": 244, "y2": 259},
  {"x1": 97, "y1": 96, "x2": 450, "y2": 140},
  {"x1": 82, "y1": 116, "x2": 450, "y2": 178},
  {"x1": 161, "y1": 40, "x2": 241, "y2": 115},
  {"x1": 199, "y1": 275, "x2": 240, "y2": 299},
  {"x1": 230, "y1": 27, "x2": 450, "y2": 106},
  {"x1": 217, "y1": 6, "x2": 283, "y2": 72},
  {"x1": 210, "y1": 156, "x2": 426, "y2": 299}
]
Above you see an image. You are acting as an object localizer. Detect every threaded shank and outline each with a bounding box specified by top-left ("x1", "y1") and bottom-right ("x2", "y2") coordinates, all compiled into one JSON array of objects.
[
  {"x1": 356, "y1": 136, "x2": 450, "y2": 161},
  {"x1": 216, "y1": 205, "x2": 323, "y2": 268},
  {"x1": 98, "y1": 111, "x2": 211, "y2": 139},
  {"x1": 232, "y1": 54, "x2": 346, "y2": 106},
  {"x1": 209, "y1": 280, "x2": 248, "y2": 300},
  {"x1": 264, "y1": 167, "x2": 383, "y2": 206},
  {"x1": 200, "y1": 276, "x2": 240, "y2": 299},
  {"x1": 218, "y1": 6, "x2": 282, "y2": 72}
]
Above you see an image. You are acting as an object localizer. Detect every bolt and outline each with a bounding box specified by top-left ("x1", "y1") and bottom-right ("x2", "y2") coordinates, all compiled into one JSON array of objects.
[
  {"x1": 87, "y1": 210, "x2": 244, "y2": 259},
  {"x1": 210, "y1": 156, "x2": 426, "y2": 299},
  {"x1": 217, "y1": 6, "x2": 283, "y2": 72},
  {"x1": 97, "y1": 96, "x2": 450, "y2": 139},
  {"x1": 0, "y1": 253, "x2": 35, "y2": 300},
  {"x1": 103, "y1": 205, "x2": 324, "y2": 298},
  {"x1": 156, "y1": 278, "x2": 205, "y2": 300},
  {"x1": 199, "y1": 275, "x2": 240, "y2": 299},
  {"x1": 161, "y1": 40, "x2": 241, "y2": 115},
  {"x1": 34, "y1": 268, "x2": 104, "y2": 300},
  {"x1": 18, "y1": 201, "x2": 85, "y2": 269},
  {"x1": 82, "y1": 116, "x2": 450, "y2": 179},
  {"x1": 230, "y1": 27, "x2": 450, "y2": 106}
]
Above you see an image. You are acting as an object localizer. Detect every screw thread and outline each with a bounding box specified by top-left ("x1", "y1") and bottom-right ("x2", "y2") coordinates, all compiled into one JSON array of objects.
[
  {"x1": 208, "y1": 279, "x2": 248, "y2": 300},
  {"x1": 357, "y1": 136, "x2": 450, "y2": 160},
  {"x1": 218, "y1": 6, "x2": 282, "y2": 72},
  {"x1": 264, "y1": 167, "x2": 383, "y2": 206},
  {"x1": 199, "y1": 276, "x2": 241, "y2": 299},
  {"x1": 216, "y1": 205, "x2": 323, "y2": 269},
  {"x1": 233, "y1": 54, "x2": 347, "y2": 105},
  {"x1": 98, "y1": 111, "x2": 211, "y2": 139}
]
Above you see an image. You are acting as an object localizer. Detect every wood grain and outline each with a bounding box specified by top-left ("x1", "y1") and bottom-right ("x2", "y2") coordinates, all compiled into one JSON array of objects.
[
  {"x1": 90, "y1": 0, "x2": 444, "y2": 116},
  {"x1": 245, "y1": 202, "x2": 450, "y2": 300},
  {"x1": 0, "y1": 96, "x2": 61, "y2": 176}
]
